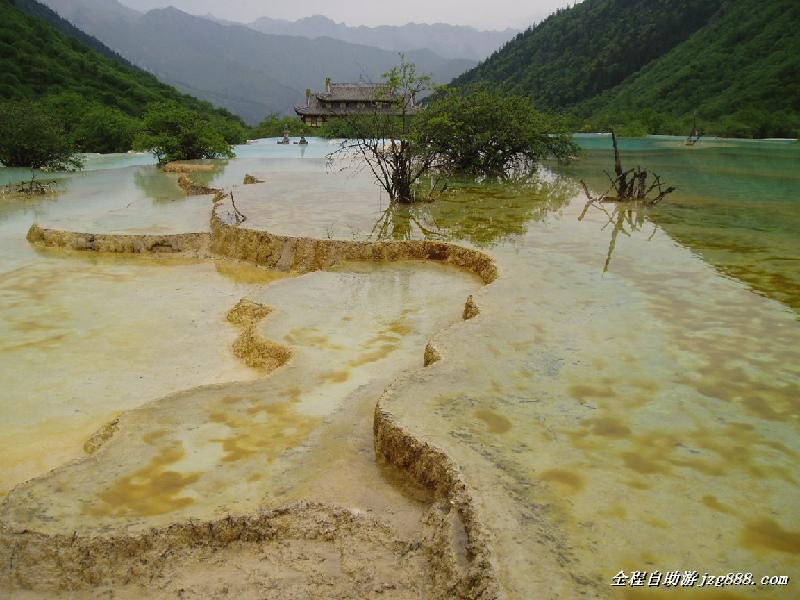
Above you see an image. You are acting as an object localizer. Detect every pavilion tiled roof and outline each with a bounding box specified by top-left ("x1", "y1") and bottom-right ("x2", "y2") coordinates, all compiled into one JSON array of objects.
[
  {"x1": 294, "y1": 81, "x2": 417, "y2": 118},
  {"x1": 314, "y1": 83, "x2": 395, "y2": 102}
]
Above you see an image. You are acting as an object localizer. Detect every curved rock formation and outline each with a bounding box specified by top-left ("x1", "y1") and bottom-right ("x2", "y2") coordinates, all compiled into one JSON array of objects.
[
  {"x1": 243, "y1": 174, "x2": 265, "y2": 185},
  {"x1": 161, "y1": 162, "x2": 216, "y2": 174},
  {"x1": 83, "y1": 417, "x2": 120, "y2": 455},
  {"x1": 0, "y1": 503, "x2": 437, "y2": 598},
  {"x1": 226, "y1": 298, "x2": 292, "y2": 371},
  {"x1": 177, "y1": 174, "x2": 220, "y2": 196},
  {"x1": 374, "y1": 396, "x2": 500, "y2": 599},
  {"x1": 26, "y1": 225, "x2": 210, "y2": 257},
  {"x1": 210, "y1": 209, "x2": 497, "y2": 284}
]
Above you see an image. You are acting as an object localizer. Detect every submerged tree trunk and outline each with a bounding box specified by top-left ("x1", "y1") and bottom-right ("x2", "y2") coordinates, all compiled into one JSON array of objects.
[
  {"x1": 580, "y1": 130, "x2": 675, "y2": 206},
  {"x1": 392, "y1": 141, "x2": 415, "y2": 203}
]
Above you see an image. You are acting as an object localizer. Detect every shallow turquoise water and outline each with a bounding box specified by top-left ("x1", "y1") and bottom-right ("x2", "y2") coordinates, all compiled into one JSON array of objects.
[
  {"x1": 0, "y1": 137, "x2": 335, "y2": 187},
  {"x1": 555, "y1": 135, "x2": 800, "y2": 313}
]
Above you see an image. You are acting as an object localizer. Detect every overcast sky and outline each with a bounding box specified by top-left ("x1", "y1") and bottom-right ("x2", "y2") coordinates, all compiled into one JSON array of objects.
[{"x1": 117, "y1": 0, "x2": 576, "y2": 30}]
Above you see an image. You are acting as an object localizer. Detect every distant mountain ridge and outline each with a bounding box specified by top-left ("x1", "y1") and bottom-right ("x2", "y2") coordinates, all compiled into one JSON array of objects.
[
  {"x1": 248, "y1": 14, "x2": 518, "y2": 61},
  {"x1": 38, "y1": 0, "x2": 478, "y2": 124}
]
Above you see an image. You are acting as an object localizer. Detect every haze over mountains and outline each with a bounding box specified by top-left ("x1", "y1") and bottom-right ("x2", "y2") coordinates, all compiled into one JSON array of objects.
[
  {"x1": 247, "y1": 15, "x2": 518, "y2": 61},
  {"x1": 38, "y1": 0, "x2": 486, "y2": 124}
]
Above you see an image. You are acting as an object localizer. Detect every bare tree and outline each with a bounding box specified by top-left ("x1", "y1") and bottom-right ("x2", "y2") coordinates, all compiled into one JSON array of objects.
[
  {"x1": 580, "y1": 130, "x2": 675, "y2": 206},
  {"x1": 327, "y1": 59, "x2": 441, "y2": 204}
]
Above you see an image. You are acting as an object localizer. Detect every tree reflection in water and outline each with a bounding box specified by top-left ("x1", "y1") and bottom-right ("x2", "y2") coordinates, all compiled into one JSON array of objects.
[
  {"x1": 133, "y1": 161, "x2": 227, "y2": 203},
  {"x1": 369, "y1": 172, "x2": 579, "y2": 247},
  {"x1": 579, "y1": 200, "x2": 658, "y2": 272}
]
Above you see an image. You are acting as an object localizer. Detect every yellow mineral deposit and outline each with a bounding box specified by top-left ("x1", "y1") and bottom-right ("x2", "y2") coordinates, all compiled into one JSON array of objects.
[
  {"x1": 86, "y1": 441, "x2": 201, "y2": 517},
  {"x1": 739, "y1": 518, "x2": 800, "y2": 555},
  {"x1": 474, "y1": 408, "x2": 512, "y2": 434},
  {"x1": 161, "y1": 162, "x2": 216, "y2": 173},
  {"x1": 177, "y1": 174, "x2": 220, "y2": 196},
  {"x1": 213, "y1": 259, "x2": 292, "y2": 284},
  {"x1": 208, "y1": 401, "x2": 321, "y2": 463},
  {"x1": 538, "y1": 468, "x2": 585, "y2": 494},
  {"x1": 226, "y1": 298, "x2": 293, "y2": 371}
]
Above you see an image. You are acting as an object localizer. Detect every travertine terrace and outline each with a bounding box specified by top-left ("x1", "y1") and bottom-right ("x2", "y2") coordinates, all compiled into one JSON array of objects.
[{"x1": 3, "y1": 174, "x2": 502, "y2": 600}]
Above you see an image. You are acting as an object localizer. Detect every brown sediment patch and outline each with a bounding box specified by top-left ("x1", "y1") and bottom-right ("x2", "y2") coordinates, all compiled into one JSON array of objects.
[
  {"x1": 641, "y1": 516, "x2": 669, "y2": 529},
  {"x1": 85, "y1": 441, "x2": 200, "y2": 517},
  {"x1": 161, "y1": 162, "x2": 216, "y2": 173},
  {"x1": 177, "y1": 174, "x2": 219, "y2": 196},
  {"x1": 538, "y1": 468, "x2": 585, "y2": 493},
  {"x1": 569, "y1": 382, "x2": 615, "y2": 401},
  {"x1": 0, "y1": 331, "x2": 69, "y2": 353},
  {"x1": 214, "y1": 259, "x2": 290, "y2": 284},
  {"x1": 283, "y1": 326, "x2": 332, "y2": 346},
  {"x1": 740, "y1": 518, "x2": 800, "y2": 554},
  {"x1": 226, "y1": 299, "x2": 292, "y2": 372},
  {"x1": 601, "y1": 505, "x2": 627, "y2": 518},
  {"x1": 624, "y1": 478, "x2": 651, "y2": 490},
  {"x1": 222, "y1": 395, "x2": 244, "y2": 405},
  {"x1": 586, "y1": 416, "x2": 631, "y2": 438},
  {"x1": 348, "y1": 343, "x2": 399, "y2": 367},
  {"x1": 321, "y1": 370, "x2": 350, "y2": 384},
  {"x1": 27, "y1": 224, "x2": 210, "y2": 257},
  {"x1": 83, "y1": 417, "x2": 120, "y2": 454},
  {"x1": 209, "y1": 401, "x2": 321, "y2": 463},
  {"x1": 620, "y1": 451, "x2": 670, "y2": 475},
  {"x1": 474, "y1": 409, "x2": 512, "y2": 434},
  {"x1": 143, "y1": 429, "x2": 168, "y2": 445},
  {"x1": 387, "y1": 317, "x2": 414, "y2": 336},
  {"x1": 701, "y1": 495, "x2": 736, "y2": 515},
  {"x1": 370, "y1": 332, "x2": 402, "y2": 344}
]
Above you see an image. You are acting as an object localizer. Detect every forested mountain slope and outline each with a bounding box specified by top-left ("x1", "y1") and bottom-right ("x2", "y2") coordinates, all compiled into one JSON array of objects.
[
  {"x1": 0, "y1": 0, "x2": 239, "y2": 118},
  {"x1": 13, "y1": 0, "x2": 135, "y2": 66},
  {"x1": 0, "y1": 0, "x2": 245, "y2": 151},
  {"x1": 451, "y1": 0, "x2": 799, "y2": 137},
  {"x1": 577, "y1": 0, "x2": 800, "y2": 137},
  {"x1": 452, "y1": 0, "x2": 725, "y2": 110}
]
